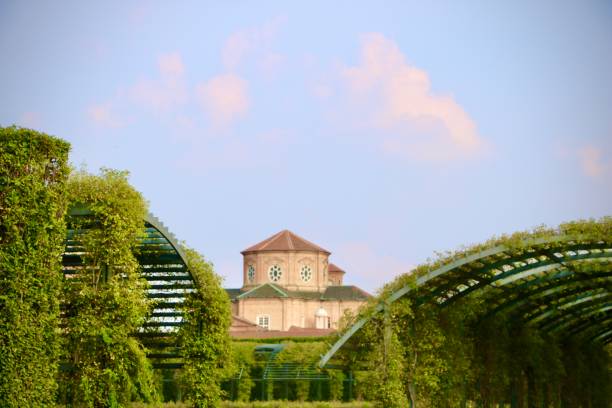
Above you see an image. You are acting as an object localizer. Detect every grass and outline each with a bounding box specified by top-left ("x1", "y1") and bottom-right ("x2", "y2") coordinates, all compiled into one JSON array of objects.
[{"x1": 128, "y1": 401, "x2": 375, "y2": 408}]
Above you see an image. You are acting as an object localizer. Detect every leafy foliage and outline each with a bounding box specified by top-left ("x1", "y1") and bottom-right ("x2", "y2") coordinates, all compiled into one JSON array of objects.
[
  {"x1": 179, "y1": 247, "x2": 232, "y2": 407},
  {"x1": 60, "y1": 168, "x2": 157, "y2": 407},
  {"x1": 333, "y1": 218, "x2": 612, "y2": 407},
  {"x1": 227, "y1": 342, "x2": 258, "y2": 401},
  {"x1": 0, "y1": 127, "x2": 71, "y2": 407}
]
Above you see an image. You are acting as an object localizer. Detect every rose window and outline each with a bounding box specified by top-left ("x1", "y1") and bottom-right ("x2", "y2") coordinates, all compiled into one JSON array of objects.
[
  {"x1": 268, "y1": 265, "x2": 282, "y2": 282},
  {"x1": 300, "y1": 265, "x2": 313, "y2": 282}
]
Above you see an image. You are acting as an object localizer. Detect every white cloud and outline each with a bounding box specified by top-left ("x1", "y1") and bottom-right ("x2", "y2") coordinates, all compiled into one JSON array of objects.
[
  {"x1": 338, "y1": 33, "x2": 485, "y2": 161},
  {"x1": 158, "y1": 52, "x2": 185, "y2": 76},
  {"x1": 333, "y1": 241, "x2": 414, "y2": 294},
  {"x1": 221, "y1": 16, "x2": 286, "y2": 74},
  {"x1": 312, "y1": 84, "x2": 333, "y2": 100},
  {"x1": 129, "y1": 52, "x2": 188, "y2": 111},
  {"x1": 87, "y1": 104, "x2": 125, "y2": 128},
  {"x1": 18, "y1": 111, "x2": 42, "y2": 129},
  {"x1": 196, "y1": 74, "x2": 250, "y2": 127},
  {"x1": 578, "y1": 145, "x2": 608, "y2": 178},
  {"x1": 174, "y1": 128, "x2": 292, "y2": 173}
]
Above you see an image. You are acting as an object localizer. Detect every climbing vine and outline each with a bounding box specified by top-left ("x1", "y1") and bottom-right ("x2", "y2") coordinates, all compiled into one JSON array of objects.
[
  {"x1": 0, "y1": 127, "x2": 70, "y2": 407},
  {"x1": 179, "y1": 247, "x2": 232, "y2": 407},
  {"x1": 333, "y1": 217, "x2": 612, "y2": 407},
  {"x1": 59, "y1": 168, "x2": 157, "y2": 407}
]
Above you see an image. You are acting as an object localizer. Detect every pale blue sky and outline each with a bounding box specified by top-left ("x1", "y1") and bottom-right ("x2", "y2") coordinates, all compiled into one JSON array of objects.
[{"x1": 1, "y1": 1, "x2": 610, "y2": 292}]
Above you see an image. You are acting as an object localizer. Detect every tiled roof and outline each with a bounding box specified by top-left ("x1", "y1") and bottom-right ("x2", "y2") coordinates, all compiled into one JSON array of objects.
[
  {"x1": 231, "y1": 315, "x2": 258, "y2": 327},
  {"x1": 323, "y1": 285, "x2": 371, "y2": 301},
  {"x1": 232, "y1": 284, "x2": 370, "y2": 301},
  {"x1": 237, "y1": 283, "x2": 288, "y2": 299},
  {"x1": 241, "y1": 230, "x2": 330, "y2": 255},
  {"x1": 328, "y1": 263, "x2": 345, "y2": 274},
  {"x1": 286, "y1": 290, "x2": 324, "y2": 300},
  {"x1": 225, "y1": 288, "x2": 242, "y2": 300}
]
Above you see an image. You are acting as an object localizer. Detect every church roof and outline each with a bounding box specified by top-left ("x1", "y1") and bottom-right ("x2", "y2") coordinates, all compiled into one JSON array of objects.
[
  {"x1": 328, "y1": 263, "x2": 346, "y2": 274},
  {"x1": 237, "y1": 283, "x2": 288, "y2": 299},
  {"x1": 323, "y1": 285, "x2": 370, "y2": 301},
  {"x1": 241, "y1": 230, "x2": 331, "y2": 255},
  {"x1": 227, "y1": 283, "x2": 371, "y2": 301},
  {"x1": 231, "y1": 315, "x2": 259, "y2": 328},
  {"x1": 225, "y1": 288, "x2": 242, "y2": 300}
]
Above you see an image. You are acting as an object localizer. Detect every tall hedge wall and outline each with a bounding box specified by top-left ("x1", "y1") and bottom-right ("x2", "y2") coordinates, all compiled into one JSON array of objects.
[{"x1": 0, "y1": 127, "x2": 71, "y2": 406}]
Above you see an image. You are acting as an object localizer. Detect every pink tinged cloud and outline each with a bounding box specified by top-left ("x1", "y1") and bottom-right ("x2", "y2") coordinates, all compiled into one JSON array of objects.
[
  {"x1": 578, "y1": 146, "x2": 607, "y2": 178},
  {"x1": 223, "y1": 31, "x2": 251, "y2": 71},
  {"x1": 342, "y1": 33, "x2": 484, "y2": 160},
  {"x1": 221, "y1": 16, "x2": 286, "y2": 74},
  {"x1": 19, "y1": 111, "x2": 42, "y2": 129},
  {"x1": 334, "y1": 242, "x2": 414, "y2": 293},
  {"x1": 129, "y1": 53, "x2": 188, "y2": 111},
  {"x1": 196, "y1": 74, "x2": 250, "y2": 126},
  {"x1": 87, "y1": 104, "x2": 125, "y2": 128},
  {"x1": 158, "y1": 52, "x2": 185, "y2": 76}
]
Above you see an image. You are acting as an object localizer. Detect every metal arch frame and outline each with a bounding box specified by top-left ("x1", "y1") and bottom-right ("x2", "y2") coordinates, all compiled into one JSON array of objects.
[
  {"x1": 66, "y1": 205, "x2": 189, "y2": 270},
  {"x1": 432, "y1": 247, "x2": 609, "y2": 307},
  {"x1": 562, "y1": 312, "x2": 612, "y2": 338},
  {"x1": 422, "y1": 245, "x2": 602, "y2": 306},
  {"x1": 481, "y1": 267, "x2": 612, "y2": 319},
  {"x1": 589, "y1": 326, "x2": 612, "y2": 344},
  {"x1": 139, "y1": 213, "x2": 197, "y2": 322},
  {"x1": 522, "y1": 290, "x2": 612, "y2": 325},
  {"x1": 144, "y1": 213, "x2": 190, "y2": 276},
  {"x1": 63, "y1": 208, "x2": 198, "y2": 368},
  {"x1": 65, "y1": 207, "x2": 197, "y2": 293},
  {"x1": 318, "y1": 234, "x2": 611, "y2": 368},
  {"x1": 545, "y1": 303, "x2": 612, "y2": 334},
  {"x1": 487, "y1": 275, "x2": 612, "y2": 323}
]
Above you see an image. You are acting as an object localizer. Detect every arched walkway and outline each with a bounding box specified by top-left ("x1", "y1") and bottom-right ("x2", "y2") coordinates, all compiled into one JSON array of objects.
[
  {"x1": 63, "y1": 207, "x2": 197, "y2": 368},
  {"x1": 319, "y1": 221, "x2": 612, "y2": 367}
]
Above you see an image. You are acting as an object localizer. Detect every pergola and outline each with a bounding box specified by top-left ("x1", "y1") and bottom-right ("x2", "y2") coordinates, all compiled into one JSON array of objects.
[
  {"x1": 63, "y1": 207, "x2": 197, "y2": 369},
  {"x1": 319, "y1": 223, "x2": 612, "y2": 368}
]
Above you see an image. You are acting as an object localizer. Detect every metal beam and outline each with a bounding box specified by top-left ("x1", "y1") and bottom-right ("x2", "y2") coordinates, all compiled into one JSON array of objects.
[{"x1": 318, "y1": 233, "x2": 611, "y2": 368}]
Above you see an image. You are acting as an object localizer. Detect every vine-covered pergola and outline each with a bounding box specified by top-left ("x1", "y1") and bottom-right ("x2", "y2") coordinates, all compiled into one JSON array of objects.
[
  {"x1": 63, "y1": 207, "x2": 197, "y2": 369},
  {"x1": 319, "y1": 221, "x2": 612, "y2": 368}
]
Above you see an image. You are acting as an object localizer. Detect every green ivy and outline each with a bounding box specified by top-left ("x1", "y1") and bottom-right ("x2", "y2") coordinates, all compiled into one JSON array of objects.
[
  {"x1": 59, "y1": 168, "x2": 157, "y2": 407},
  {"x1": 228, "y1": 342, "x2": 258, "y2": 402},
  {"x1": 0, "y1": 127, "x2": 70, "y2": 407},
  {"x1": 334, "y1": 218, "x2": 612, "y2": 407},
  {"x1": 179, "y1": 247, "x2": 232, "y2": 408}
]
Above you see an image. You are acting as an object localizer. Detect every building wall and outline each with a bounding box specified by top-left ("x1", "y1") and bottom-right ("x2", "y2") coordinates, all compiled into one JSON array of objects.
[
  {"x1": 238, "y1": 298, "x2": 285, "y2": 331},
  {"x1": 242, "y1": 250, "x2": 329, "y2": 292},
  {"x1": 236, "y1": 297, "x2": 364, "y2": 331},
  {"x1": 328, "y1": 271, "x2": 344, "y2": 285}
]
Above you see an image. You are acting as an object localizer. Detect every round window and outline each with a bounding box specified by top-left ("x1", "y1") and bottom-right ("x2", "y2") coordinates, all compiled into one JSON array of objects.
[
  {"x1": 300, "y1": 265, "x2": 312, "y2": 282},
  {"x1": 247, "y1": 264, "x2": 255, "y2": 282},
  {"x1": 268, "y1": 265, "x2": 282, "y2": 282}
]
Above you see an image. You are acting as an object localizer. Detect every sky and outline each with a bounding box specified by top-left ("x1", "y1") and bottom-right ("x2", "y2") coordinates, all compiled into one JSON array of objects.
[{"x1": 1, "y1": 1, "x2": 611, "y2": 293}]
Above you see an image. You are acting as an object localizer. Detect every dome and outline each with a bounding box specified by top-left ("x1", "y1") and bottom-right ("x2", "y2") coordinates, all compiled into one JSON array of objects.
[
  {"x1": 242, "y1": 229, "x2": 330, "y2": 255},
  {"x1": 315, "y1": 307, "x2": 328, "y2": 318}
]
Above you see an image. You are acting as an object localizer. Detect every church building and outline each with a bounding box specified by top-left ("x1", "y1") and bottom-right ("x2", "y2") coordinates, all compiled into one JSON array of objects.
[{"x1": 226, "y1": 230, "x2": 370, "y2": 337}]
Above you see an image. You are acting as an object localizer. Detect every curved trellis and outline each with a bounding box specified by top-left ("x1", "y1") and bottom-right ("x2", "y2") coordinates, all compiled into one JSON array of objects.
[
  {"x1": 63, "y1": 208, "x2": 196, "y2": 369},
  {"x1": 319, "y1": 224, "x2": 612, "y2": 367}
]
